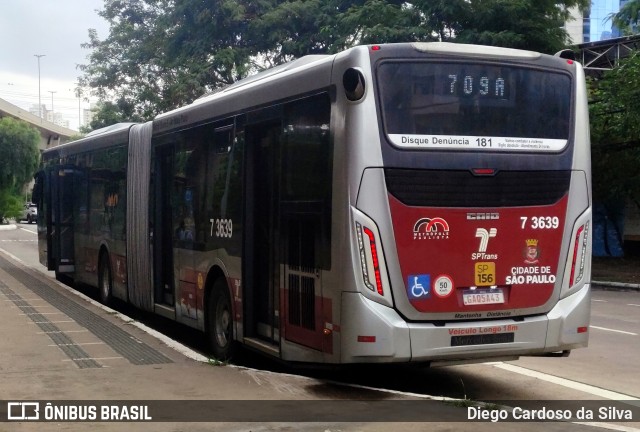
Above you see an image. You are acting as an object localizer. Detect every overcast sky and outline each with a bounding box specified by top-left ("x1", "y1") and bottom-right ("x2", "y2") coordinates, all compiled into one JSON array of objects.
[{"x1": 0, "y1": 0, "x2": 109, "y2": 130}]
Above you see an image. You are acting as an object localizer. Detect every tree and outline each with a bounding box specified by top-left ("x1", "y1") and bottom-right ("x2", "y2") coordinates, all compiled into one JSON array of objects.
[
  {"x1": 80, "y1": 0, "x2": 255, "y2": 122},
  {"x1": 610, "y1": 0, "x2": 640, "y2": 35},
  {"x1": 452, "y1": 0, "x2": 589, "y2": 53},
  {"x1": 589, "y1": 51, "x2": 640, "y2": 205},
  {"x1": 248, "y1": 0, "x2": 352, "y2": 64},
  {"x1": 588, "y1": 51, "x2": 640, "y2": 254},
  {"x1": 80, "y1": 0, "x2": 589, "y2": 127},
  {"x1": 0, "y1": 117, "x2": 40, "y2": 222},
  {"x1": 332, "y1": 0, "x2": 433, "y2": 51},
  {"x1": 83, "y1": 100, "x2": 144, "y2": 132}
]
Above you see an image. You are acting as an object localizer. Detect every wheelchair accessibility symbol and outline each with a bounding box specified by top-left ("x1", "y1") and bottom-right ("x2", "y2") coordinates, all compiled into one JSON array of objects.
[{"x1": 408, "y1": 274, "x2": 431, "y2": 299}]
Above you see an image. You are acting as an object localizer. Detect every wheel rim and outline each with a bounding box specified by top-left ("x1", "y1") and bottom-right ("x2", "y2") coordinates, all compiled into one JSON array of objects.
[{"x1": 214, "y1": 297, "x2": 230, "y2": 349}]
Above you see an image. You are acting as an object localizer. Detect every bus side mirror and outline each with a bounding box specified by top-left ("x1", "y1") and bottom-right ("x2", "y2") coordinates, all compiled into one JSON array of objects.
[
  {"x1": 555, "y1": 49, "x2": 576, "y2": 61},
  {"x1": 343, "y1": 68, "x2": 366, "y2": 101}
]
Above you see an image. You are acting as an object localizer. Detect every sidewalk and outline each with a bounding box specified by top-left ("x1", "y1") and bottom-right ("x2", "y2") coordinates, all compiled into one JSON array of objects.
[
  {"x1": 0, "y1": 248, "x2": 482, "y2": 432},
  {"x1": 592, "y1": 254, "x2": 640, "y2": 290}
]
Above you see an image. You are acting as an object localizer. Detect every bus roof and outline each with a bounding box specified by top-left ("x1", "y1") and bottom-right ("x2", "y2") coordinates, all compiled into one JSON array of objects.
[
  {"x1": 153, "y1": 53, "x2": 336, "y2": 134},
  {"x1": 411, "y1": 42, "x2": 541, "y2": 60},
  {"x1": 46, "y1": 42, "x2": 568, "y2": 150},
  {"x1": 42, "y1": 122, "x2": 135, "y2": 159},
  {"x1": 197, "y1": 55, "x2": 331, "y2": 101}
]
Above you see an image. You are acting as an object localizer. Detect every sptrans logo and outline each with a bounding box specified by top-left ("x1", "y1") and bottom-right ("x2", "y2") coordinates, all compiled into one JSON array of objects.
[
  {"x1": 472, "y1": 228, "x2": 498, "y2": 260},
  {"x1": 413, "y1": 218, "x2": 450, "y2": 240}
]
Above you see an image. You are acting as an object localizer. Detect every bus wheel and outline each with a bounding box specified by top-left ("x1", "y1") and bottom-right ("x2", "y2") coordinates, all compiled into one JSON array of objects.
[
  {"x1": 207, "y1": 278, "x2": 235, "y2": 361},
  {"x1": 98, "y1": 253, "x2": 113, "y2": 305}
]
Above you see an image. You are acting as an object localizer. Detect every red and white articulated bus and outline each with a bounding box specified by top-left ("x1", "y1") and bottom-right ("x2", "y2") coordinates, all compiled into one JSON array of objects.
[{"x1": 34, "y1": 42, "x2": 591, "y2": 365}]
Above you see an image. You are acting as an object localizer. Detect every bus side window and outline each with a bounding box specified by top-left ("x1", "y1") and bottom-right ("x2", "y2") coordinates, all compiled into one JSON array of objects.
[
  {"x1": 173, "y1": 141, "x2": 197, "y2": 247},
  {"x1": 281, "y1": 93, "x2": 332, "y2": 270}
]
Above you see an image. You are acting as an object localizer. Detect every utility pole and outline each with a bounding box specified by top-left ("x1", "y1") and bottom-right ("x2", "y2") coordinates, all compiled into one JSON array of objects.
[
  {"x1": 34, "y1": 54, "x2": 45, "y2": 122},
  {"x1": 75, "y1": 82, "x2": 81, "y2": 131}
]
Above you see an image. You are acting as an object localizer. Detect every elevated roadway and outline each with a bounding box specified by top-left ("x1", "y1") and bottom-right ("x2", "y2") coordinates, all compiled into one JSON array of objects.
[{"x1": 0, "y1": 97, "x2": 76, "y2": 150}]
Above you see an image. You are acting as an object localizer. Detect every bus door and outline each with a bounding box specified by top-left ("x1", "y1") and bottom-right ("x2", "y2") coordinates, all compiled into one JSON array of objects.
[
  {"x1": 51, "y1": 166, "x2": 76, "y2": 275},
  {"x1": 279, "y1": 94, "x2": 332, "y2": 354},
  {"x1": 33, "y1": 170, "x2": 51, "y2": 270},
  {"x1": 244, "y1": 120, "x2": 281, "y2": 345},
  {"x1": 152, "y1": 145, "x2": 176, "y2": 307}
]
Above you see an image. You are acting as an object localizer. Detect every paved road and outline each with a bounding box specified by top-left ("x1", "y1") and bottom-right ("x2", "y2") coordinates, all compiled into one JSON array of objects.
[{"x1": 0, "y1": 223, "x2": 638, "y2": 431}]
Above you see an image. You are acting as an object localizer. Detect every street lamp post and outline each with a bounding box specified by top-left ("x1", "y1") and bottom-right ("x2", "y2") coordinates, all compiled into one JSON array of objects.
[
  {"x1": 34, "y1": 54, "x2": 45, "y2": 122},
  {"x1": 75, "y1": 82, "x2": 82, "y2": 130}
]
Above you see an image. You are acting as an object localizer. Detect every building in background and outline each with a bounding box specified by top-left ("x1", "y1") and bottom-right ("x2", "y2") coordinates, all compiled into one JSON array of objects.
[
  {"x1": 567, "y1": 0, "x2": 629, "y2": 45},
  {"x1": 28, "y1": 104, "x2": 45, "y2": 119},
  {"x1": 82, "y1": 103, "x2": 95, "y2": 129},
  {"x1": 29, "y1": 104, "x2": 71, "y2": 129},
  {"x1": 589, "y1": 0, "x2": 623, "y2": 41},
  {"x1": 565, "y1": 6, "x2": 586, "y2": 45}
]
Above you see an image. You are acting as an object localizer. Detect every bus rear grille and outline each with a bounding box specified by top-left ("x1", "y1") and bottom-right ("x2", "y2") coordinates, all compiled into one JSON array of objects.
[{"x1": 385, "y1": 169, "x2": 571, "y2": 207}]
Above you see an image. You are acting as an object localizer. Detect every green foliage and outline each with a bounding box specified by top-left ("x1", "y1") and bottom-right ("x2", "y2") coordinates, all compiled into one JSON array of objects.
[
  {"x1": 334, "y1": 1, "x2": 431, "y2": 50},
  {"x1": 68, "y1": 133, "x2": 86, "y2": 142},
  {"x1": 80, "y1": 0, "x2": 252, "y2": 121},
  {"x1": 0, "y1": 189, "x2": 23, "y2": 222},
  {"x1": 0, "y1": 117, "x2": 40, "y2": 222},
  {"x1": 412, "y1": 0, "x2": 589, "y2": 53},
  {"x1": 80, "y1": 0, "x2": 590, "y2": 128},
  {"x1": 249, "y1": 0, "x2": 342, "y2": 64},
  {"x1": 589, "y1": 52, "x2": 640, "y2": 205},
  {"x1": 609, "y1": 0, "x2": 640, "y2": 35},
  {"x1": 83, "y1": 100, "x2": 143, "y2": 131},
  {"x1": 454, "y1": 0, "x2": 588, "y2": 53},
  {"x1": 0, "y1": 117, "x2": 40, "y2": 189}
]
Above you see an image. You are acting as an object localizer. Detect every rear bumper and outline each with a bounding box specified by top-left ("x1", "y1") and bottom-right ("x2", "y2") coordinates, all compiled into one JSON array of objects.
[{"x1": 340, "y1": 284, "x2": 590, "y2": 363}]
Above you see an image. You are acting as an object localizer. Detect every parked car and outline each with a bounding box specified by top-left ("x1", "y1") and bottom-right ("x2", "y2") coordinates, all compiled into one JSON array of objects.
[{"x1": 22, "y1": 203, "x2": 37, "y2": 224}]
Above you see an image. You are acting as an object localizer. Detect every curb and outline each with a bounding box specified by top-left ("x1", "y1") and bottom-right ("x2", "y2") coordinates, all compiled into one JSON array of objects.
[
  {"x1": 0, "y1": 224, "x2": 17, "y2": 231},
  {"x1": 592, "y1": 280, "x2": 640, "y2": 290}
]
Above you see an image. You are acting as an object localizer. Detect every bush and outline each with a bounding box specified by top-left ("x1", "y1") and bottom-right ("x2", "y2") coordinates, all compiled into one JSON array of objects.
[{"x1": 0, "y1": 189, "x2": 23, "y2": 223}]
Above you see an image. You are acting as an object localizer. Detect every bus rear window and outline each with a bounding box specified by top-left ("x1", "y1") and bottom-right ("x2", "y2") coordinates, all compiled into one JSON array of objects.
[{"x1": 377, "y1": 62, "x2": 571, "y2": 152}]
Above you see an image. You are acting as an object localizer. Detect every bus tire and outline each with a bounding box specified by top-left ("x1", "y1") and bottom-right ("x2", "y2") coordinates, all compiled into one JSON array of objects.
[
  {"x1": 98, "y1": 253, "x2": 113, "y2": 305},
  {"x1": 207, "y1": 278, "x2": 235, "y2": 361}
]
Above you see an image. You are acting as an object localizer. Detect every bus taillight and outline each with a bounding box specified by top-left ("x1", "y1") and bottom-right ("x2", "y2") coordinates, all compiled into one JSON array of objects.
[
  {"x1": 352, "y1": 208, "x2": 393, "y2": 307},
  {"x1": 472, "y1": 168, "x2": 496, "y2": 176},
  {"x1": 570, "y1": 222, "x2": 589, "y2": 287},
  {"x1": 356, "y1": 222, "x2": 384, "y2": 295}
]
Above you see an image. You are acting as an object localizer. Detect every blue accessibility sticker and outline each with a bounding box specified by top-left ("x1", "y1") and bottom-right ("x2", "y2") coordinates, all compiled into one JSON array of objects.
[{"x1": 407, "y1": 274, "x2": 431, "y2": 299}]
